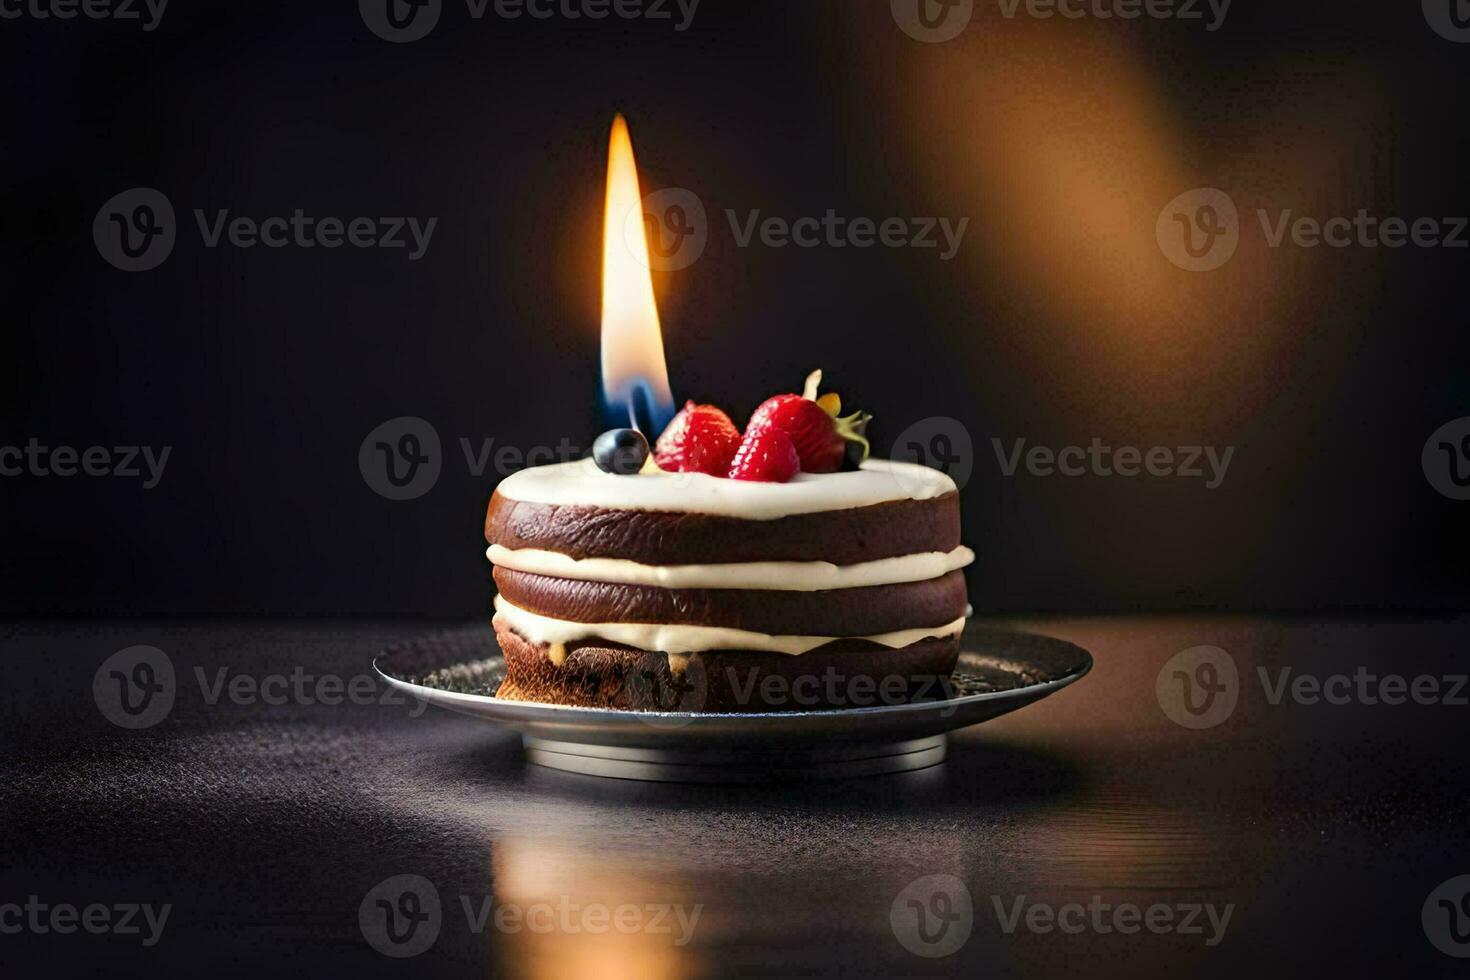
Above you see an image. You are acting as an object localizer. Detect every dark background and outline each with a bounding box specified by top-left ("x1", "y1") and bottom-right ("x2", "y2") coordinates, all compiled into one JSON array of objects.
[{"x1": 4, "y1": 0, "x2": 1468, "y2": 617}]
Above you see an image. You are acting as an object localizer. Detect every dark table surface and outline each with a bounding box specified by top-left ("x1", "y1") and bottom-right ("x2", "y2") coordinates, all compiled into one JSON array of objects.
[{"x1": 4, "y1": 616, "x2": 1469, "y2": 977}]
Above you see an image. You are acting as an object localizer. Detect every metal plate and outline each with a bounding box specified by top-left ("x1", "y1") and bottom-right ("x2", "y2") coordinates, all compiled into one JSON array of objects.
[{"x1": 374, "y1": 624, "x2": 1092, "y2": 782}]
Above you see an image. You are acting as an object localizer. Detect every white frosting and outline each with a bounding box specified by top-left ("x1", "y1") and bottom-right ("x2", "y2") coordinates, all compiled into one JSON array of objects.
[
  {"x1": 494, "y1": 457, "x2": 957, "y2": 520},
  {"x1": 493, "y1": 595, "x2": 966, "y2": 657},
  {"x1": 487, "y1": 544, "x2": 974, "y2": 591}
]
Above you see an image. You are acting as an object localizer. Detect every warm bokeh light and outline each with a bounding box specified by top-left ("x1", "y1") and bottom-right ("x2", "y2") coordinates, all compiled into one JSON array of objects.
[
  {"x1": 879, "y1": 14, "x2": 1389, "y2": 430},
  {"x1": 494, "y1": 835, "x2": 696, "y2": 980},
  {"x1": 601, "y1": 113, "x2": 675, "y2": 431}
]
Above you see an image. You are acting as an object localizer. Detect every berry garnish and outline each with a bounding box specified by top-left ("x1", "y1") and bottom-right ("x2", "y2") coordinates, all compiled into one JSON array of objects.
[
  {"x1": 727, "y1": 427, "x2": 801, "y2": 482},
  {"x1": 592, "y1": 428, "x2": 650, "y2": 475},
  {"x1": 653, "y1": 401, "x2": 742, "y2": 476},
  {"x1": 746, "y1": 369, "x2": 871, "y2": 473}
]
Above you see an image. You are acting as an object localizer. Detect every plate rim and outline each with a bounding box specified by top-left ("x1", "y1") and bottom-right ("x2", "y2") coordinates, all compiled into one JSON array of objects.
[{"x1": 372, "y1": 629, "x2": 1094, "y2": 723}]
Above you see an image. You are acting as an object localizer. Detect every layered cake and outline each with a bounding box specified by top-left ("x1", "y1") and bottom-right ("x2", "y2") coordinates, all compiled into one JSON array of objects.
[{"x1": 484, "y1": 374, "x2": 974, "y2": 712}]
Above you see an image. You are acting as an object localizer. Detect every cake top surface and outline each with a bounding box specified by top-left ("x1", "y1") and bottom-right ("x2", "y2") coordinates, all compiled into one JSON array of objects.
[{"x1": 494, "y1": 457, "x2": 957, "y2": 519}]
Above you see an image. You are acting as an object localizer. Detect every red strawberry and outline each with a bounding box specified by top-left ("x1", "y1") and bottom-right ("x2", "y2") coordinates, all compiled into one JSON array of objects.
[
  {"x1": 727, "y1": 427, "x2": 800, "y2": 482},
  {"x1": 653, "y1": 401, "x2": 741, "y2": 475},
  {"x1": 746, "y1": 369, "x2": 871, "y2": 473}
]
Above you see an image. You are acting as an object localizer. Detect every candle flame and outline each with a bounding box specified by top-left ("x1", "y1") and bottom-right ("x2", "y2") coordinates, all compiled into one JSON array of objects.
[{"x1": 601, "y1": 113, "x2": 675, "y2": 433}]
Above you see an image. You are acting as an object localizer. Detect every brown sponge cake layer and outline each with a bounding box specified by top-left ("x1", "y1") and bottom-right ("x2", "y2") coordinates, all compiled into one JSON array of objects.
[
  {"x1": 493, "y1": 627, "x2": 961, "y2": 713},
  {"x1": 493, "y1": 567, "x2": 968, "y2": 636},
  {"x1": 484, "y1": 490, "x2": 960, "y2": 565}
]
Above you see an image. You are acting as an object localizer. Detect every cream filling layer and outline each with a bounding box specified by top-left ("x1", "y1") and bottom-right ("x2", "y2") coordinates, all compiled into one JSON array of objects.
[
  {"x1": 486, "y1": 544, "x2": 974, "y2": 591},
  {"x1": 492, "y1": 595, "x2": 967, "y2": 657}
]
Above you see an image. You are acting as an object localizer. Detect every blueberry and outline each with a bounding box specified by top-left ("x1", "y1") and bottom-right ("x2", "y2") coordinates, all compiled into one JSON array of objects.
[{"x1": 592, "y1": 428, "x2": 650, "y2": 475}]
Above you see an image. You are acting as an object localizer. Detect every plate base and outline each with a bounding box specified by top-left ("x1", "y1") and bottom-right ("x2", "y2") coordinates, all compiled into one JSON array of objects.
[
  {"x1": 522, "y1": 733, "x2": 948, "y2": 783},
  {"x1": 375, "y1": 624, "x2": 1093, "y2": 784}
]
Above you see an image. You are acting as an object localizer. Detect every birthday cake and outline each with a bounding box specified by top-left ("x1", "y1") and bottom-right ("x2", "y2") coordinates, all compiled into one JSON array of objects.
[{"x1": 484, "y1": 373, "x2": 973, "y2": 712}]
